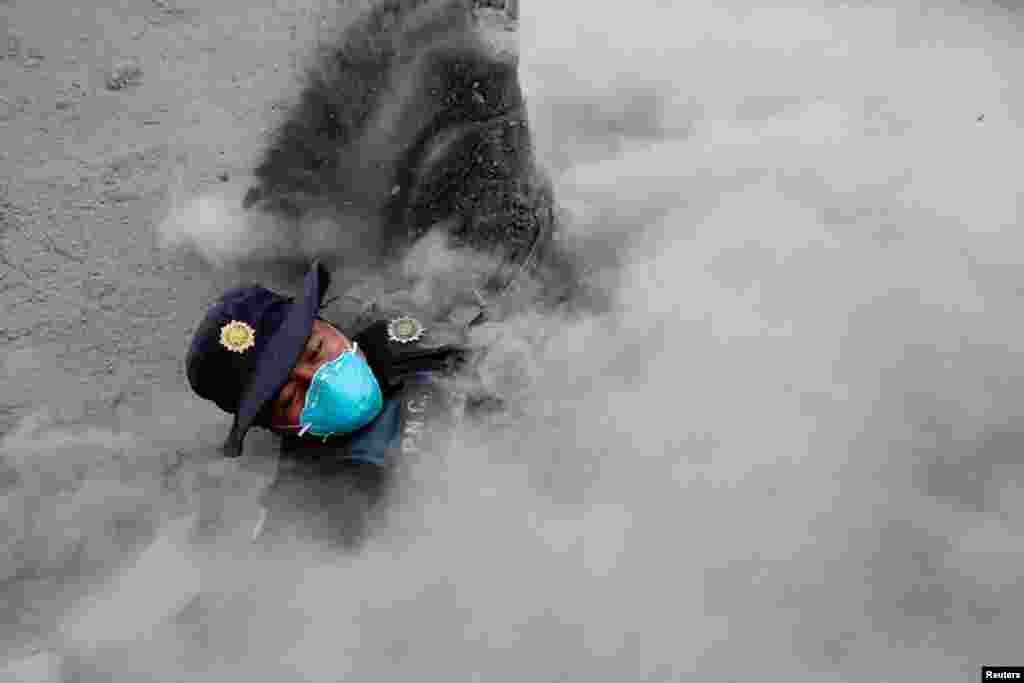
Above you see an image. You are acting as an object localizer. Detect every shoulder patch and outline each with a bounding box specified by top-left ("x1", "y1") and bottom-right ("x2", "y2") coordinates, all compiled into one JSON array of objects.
[{"x1": 387, "y1": 316, "x2": 425, "y2": 344}]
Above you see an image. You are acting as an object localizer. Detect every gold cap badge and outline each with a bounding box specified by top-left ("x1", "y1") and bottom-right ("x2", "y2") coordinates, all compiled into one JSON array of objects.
[
  {"x1": 220, "y1": 320, "x2": 256, "y2": 353},
  {"x1": 387, "y1": 316, "x2": 424, "y2": 344}
]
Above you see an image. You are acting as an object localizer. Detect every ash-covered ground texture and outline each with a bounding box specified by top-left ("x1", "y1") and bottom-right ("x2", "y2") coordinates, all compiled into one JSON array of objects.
[{"x1": 5, "y1": 0, "x2": 1024, "y2": 681}]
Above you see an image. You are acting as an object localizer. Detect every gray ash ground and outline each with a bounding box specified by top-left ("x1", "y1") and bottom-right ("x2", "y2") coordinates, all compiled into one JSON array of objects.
[{"x1": 1, "y1": 0, "x2": 334, "y2": 438}]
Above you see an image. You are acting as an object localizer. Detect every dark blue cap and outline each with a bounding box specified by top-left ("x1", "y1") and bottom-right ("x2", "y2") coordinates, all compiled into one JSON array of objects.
[{"x1": 186, "y1": 261, "x2": 330, "y2": 457}]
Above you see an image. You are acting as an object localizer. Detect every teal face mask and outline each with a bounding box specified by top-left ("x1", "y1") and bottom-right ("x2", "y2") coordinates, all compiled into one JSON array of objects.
[{"x1": 297, "y1": 342, "x2": 384, "y2": 439}]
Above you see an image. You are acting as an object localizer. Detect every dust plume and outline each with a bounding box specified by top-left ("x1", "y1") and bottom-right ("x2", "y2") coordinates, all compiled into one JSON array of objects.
[{"x1": 5, "y1": 1, "x2": 1024, "y2": 681}]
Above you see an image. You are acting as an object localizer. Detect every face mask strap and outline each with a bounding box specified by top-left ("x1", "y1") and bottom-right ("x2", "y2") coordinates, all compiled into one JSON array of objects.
[{"x1": 272, "y1": 422, "x2": 313, "y2": 436}]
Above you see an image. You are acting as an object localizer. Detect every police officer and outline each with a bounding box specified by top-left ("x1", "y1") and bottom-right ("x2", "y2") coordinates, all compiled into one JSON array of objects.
[
  {"x1": 185, "y1": 261, "x2": 470, "y2": 547},
  {"x1": 184, "y1": 0, "x2": 586, "y2": 547}
]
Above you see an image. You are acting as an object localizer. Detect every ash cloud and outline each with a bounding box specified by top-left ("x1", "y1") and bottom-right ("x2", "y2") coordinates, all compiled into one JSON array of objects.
[{"x1": 5, "y1": 1, "x2": 1024, "y2": 681}]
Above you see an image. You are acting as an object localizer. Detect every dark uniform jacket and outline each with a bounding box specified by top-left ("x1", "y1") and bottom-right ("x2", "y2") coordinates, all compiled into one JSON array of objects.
[{"x1": 259, "y1": 298, "x2": 476, "y2": 549}]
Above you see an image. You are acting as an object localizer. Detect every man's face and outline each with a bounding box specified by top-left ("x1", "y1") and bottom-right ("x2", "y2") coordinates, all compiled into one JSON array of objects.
[{"x1": 268, "y1": 319, "x2": 355, "y2": 431}]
